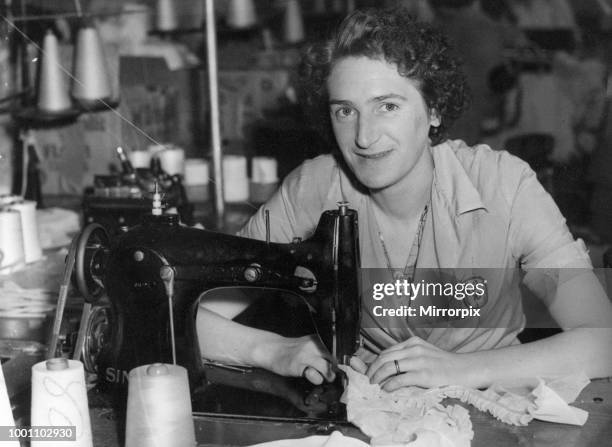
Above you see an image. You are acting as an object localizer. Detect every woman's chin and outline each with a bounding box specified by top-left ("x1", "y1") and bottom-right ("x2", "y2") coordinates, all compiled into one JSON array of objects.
[{"x1": 356, "y1": 175, "x2": 393, "y2": 191}]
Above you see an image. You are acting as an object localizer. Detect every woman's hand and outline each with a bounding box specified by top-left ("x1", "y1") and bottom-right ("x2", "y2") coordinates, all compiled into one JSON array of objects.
[
  {"x1": 255, "y1": 334, "x2": 336, "y2": 385},
  {"x1": 365, "y1": 336, "x2": 473, "y2": 391}
]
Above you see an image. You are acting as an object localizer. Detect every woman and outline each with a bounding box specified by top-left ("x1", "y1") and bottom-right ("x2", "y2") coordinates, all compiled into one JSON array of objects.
[{"x1": 197, "y1": 7, "x2": 612, "y2": 390}]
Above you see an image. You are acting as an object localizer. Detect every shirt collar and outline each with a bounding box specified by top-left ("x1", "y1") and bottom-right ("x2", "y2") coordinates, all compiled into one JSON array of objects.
[{"x1": 430, "y1": 140, "x2": 488, "y2": 216}]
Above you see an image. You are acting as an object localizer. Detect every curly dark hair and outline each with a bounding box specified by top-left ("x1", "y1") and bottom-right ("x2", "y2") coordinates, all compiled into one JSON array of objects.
[{"x1": 299, "y1": 7, "x2": 470, "y2": 146}]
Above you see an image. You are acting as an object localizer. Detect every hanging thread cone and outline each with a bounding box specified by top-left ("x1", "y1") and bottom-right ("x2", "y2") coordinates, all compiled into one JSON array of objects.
[
  {"x1": 284, "y1": 0, "x2": 305, "y2": 44},
  {"x1": 37, "y1": 30, "x2": 72, "y2": 113},
  {"x1": 72, "y1": 20, "x2": 112, "y2": 104},
  {"x1": 156, "y1": 0, "x2": 178, "y2": 31},
  {"x1": 125, "y1": 363, "x2": 196, "y2": 447},
  {"x1": 227, "y1": 0, "x2": 257, "y2": 29}
]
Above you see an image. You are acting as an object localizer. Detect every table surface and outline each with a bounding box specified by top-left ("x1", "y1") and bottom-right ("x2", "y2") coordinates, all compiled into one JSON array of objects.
[
  {"x1": 84, "y1": 378, "x2": 612, "y2": 447},
  {"x1": 3, "y1": 198, "x2": 612, "y2": 446}
]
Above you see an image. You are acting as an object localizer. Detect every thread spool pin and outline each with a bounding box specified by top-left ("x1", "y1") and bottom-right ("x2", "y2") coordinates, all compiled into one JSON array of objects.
[
  {"x1": 147, "y1": 363, "x2": 169, "y2": 376},
  {"x1": 338, "y1": 201, "x2": 349, "y2": 215},
  {"x1": 46, "y1": 357, "x2": 69, "y2": 371}
]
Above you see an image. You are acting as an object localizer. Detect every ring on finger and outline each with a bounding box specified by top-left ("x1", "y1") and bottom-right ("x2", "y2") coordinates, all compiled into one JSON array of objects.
[{"x1": 394, "y1": 359, "x2": 401, "y2": 375}]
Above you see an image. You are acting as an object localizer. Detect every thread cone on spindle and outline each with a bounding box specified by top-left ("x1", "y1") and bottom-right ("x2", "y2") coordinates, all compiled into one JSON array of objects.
[
  {"x1": 227, "y1": 0, "x2": 257, "y2": 29},
  {"x1": 36, "y1": 30, "x2": 72, "y2": 113},
  {"x1": 156, "y1": 0, "x2": 178, "y2": 31},
  {"x1": 71, "y1": 20, "x2": 112, "y2": 106},
  {"x1": 284, "y1": 0, "x2": 305, "y2": 44}
]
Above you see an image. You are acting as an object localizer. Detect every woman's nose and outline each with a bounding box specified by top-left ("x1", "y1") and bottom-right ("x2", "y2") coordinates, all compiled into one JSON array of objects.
[{"x1": 355, "y1": 114, "x2": 380, "y2": 149}]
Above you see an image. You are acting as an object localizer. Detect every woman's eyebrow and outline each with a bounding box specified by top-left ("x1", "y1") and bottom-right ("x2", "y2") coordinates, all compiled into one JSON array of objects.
[
  {"x1": 329, "y1": 99, "x2": 354, "y2": 106},
  {"x1": 329, "y1": 93, "x2": 407, "y2": 106},
  {"x1": 370, "y1": 93, "x2": 407, "y2": 102}
]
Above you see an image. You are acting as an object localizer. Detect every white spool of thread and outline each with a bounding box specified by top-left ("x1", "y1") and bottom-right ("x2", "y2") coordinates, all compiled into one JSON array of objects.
[
  {"x1": 156, "y1": 0, "x2": 178, "y2": 31},
  {"x1": 37, "y1": 30, "x2": 72, "y2": 112},
  {"x1": 147, "y1": 144, "x2": 167, "y2": 159},
  {"x1": 72, "y1": 23, "x2": 112, "y2": 102},
  {"x1": 9, "y1": 200, "x2": 42, "y2": 263},
  {"x1": 227, "y1": 0, "x2": 257, "y2": 29},
  {"x1": 223, "y1": 155, "x2": 249, "y2": 203},
  {"x1": 121, "y1": 3, "x2": 152, "y2": 50},
  {"x1": 0, "y1": 209, "x2": 25, "y2": 273},
  {"x1": 31, "y1": 358, "x2": 93, "y2": 447},
  {"x1": 251, "y1": 156, "x2": 278, "y2": 184},
  {"x1": 250, "y1": 157, "x2": 278, "y2": 204},
  {"x1": 128, "y1": 150, "x2": 152, "y2": 169},
  {"x1": 184, "y1": 158, "x2": 210, "y2": 185},
  {"x1": 184, "y1": 158, "x2": 210, "y2": 202},
  {"x1": 158, "y1": 147, "x2": 185, "y2": 176},
  {"x1": 125, "y1": 363, "x2": 196, "y2": 447}
]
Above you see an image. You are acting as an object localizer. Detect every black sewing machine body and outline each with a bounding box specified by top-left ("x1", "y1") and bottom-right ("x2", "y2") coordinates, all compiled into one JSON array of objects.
[{"x1": 83, "y1": 205, "x2": 360, "y2": 420}]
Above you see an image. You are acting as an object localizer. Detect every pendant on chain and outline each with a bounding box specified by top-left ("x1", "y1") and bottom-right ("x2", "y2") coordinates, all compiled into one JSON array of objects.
[{"x1": 392, "y1": 270, "x2": 412, "y2": 282}]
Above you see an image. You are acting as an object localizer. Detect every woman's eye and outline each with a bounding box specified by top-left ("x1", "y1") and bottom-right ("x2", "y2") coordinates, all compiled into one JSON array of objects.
[
  {"x1": 381, "y1": 103, "x2": 399, "y2": 112},
  {"x1": 334, "y1": 107, "x2": 354, "y2": 120}
]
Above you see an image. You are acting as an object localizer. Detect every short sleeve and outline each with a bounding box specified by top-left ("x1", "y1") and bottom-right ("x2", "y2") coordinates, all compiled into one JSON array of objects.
[
  {"x1": 507, "y1": 161, "x2": 592, "y2": 298},
  {"x1": 237, "y1": 155, "x2": 339, "y2": 243}
]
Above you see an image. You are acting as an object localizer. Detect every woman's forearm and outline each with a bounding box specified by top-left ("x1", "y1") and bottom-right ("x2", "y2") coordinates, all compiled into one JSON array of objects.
[
  {"x1": 465, "y1": 328, "x2": 612, "y2": 388},
  {"x1": 196, "y1": 307, "x2": 284, "y2": 367}
]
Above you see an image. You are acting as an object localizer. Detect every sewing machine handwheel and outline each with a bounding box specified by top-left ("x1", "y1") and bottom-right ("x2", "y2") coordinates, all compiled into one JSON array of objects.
[
  {"x1": 74, "y1": 223, "x2": 109, "y2": 303},
  {"x1": 81, "y1": 304, "x2": 110, "y2": 374}
]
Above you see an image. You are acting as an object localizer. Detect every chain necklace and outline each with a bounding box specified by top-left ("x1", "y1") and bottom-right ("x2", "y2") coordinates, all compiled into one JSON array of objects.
[{"x1": 376, "y1": 204, "x2": 429, "y2": 282}]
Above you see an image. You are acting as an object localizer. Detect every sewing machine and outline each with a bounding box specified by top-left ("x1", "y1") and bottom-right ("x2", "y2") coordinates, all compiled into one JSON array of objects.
[{"x1": 68, "y1": 202, "x2": 361, "y2": 420}]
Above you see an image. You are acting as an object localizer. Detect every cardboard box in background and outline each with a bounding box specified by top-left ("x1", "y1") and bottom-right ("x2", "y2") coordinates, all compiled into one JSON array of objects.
[{"x1": 34, "y1": 106, "x2": 130, "y2": 195}]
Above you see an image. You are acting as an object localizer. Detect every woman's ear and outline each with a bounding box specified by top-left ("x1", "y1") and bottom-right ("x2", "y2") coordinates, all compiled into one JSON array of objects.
[{"x1": 430, "y1": 109, "x2": 441, "y2": 128}]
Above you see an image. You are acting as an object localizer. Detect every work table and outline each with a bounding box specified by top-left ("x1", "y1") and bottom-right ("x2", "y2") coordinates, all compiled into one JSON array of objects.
[
  {"x1": 2, "y1": 198, "x2": 612, "y2": 447},
  {"x1": 85, "y1": 377, "x2": 612, "y2": 446}
]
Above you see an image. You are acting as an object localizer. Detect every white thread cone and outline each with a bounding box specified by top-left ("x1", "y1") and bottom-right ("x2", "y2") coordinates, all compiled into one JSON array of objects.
[
  {"x1": 227, "y1": 0, "x2": 257, "y2": 28},
  {"x1": 125, "y1": 364, "x2": 195, "y2": 447},
  {"x1": 31, "y1": 359, "x2": 93, "y2": 447},
  {"x1": 72, "y1": 23, "x2": 112, "y2": 102},
  {"x1": 37, "y1": 30, "x2": 72, "y2": 112},
  {"x1": 156, "y1": 0, "x2": 178, "y2": 31},
  {"x1": 284, "y1": 0, "x2": 305, "y2": 43}
]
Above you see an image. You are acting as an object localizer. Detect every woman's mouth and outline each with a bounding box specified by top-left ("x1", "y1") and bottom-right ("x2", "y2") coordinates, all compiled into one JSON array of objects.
[{"x1": 355, "y1": 149, "x2": 394, "y2": 159}]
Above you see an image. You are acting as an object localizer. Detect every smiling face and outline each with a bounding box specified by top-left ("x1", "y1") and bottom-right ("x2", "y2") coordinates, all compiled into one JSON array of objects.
[{"x1": 327, "y1": 56, "x2": 440, "y2": 191}]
